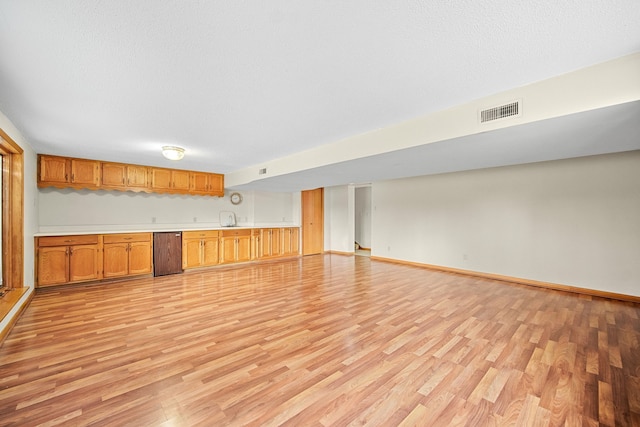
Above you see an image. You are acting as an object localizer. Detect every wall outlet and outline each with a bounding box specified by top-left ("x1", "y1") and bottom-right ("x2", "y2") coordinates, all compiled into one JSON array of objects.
[
  {"x1": 463, "y1": 254, "x2": 468, "y2": 261},
  {"x1": 193, "y1": 217, "x2": 197, "y2": 223},
  {"x1": 151, "y1": 217, "x2": 156, "y2": 223}
]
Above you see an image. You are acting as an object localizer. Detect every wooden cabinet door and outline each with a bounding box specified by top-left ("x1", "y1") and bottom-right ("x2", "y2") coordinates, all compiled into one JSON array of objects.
[
  {"x1": 282, "y1": 228, "x2": 299, "y2": 255},
  {"x1": 69, "y1": 244, "x2": 100, "y2": 282},
  {"x1": 172, "y1": 170, "x2": 190, "y2": 191},
  {"x1": 37, "y1": 246, "x2": 69, "y2": 286},
  {"x1": 237, "y1": 236, "x2": 251, "y2": 262},
  {"x1": 102, "y1": 163, "x2": 126, "y2": 187},
  {"x1": 103, "y1": 243, "x2": 129, "y2": 278},
  {"x1": 289, "y1": 228, "x2": 299, "y2": 255},
  {"x1": 190, "y1": 172, "x2": 209, "y2": 193},
  {"x1": 259, "y1": 228, "x2": 271, "y2": 258},
  {"x1": 220, "y1": 237, "x2": 237, "y2": 263},
  {"x1": 270, "y1": 228, "x2": 282, "y2": 256},
  {"x1": 39, "y1": 155, "x2": 69, "y2": 184},
  {"x1": 126, "y1": 165, "x2": 148, "y2": 188},
  {"x1": 151, "y1": 168, "x2": 172, "y2": 190},
  {"x1": 251, "y1": 230, "x2": 260, "y2": 260},
  {"x1": 208, "y1": 174, "x2": 224, "y2": 196},
  {"x1": 183, "y1": 238, "x2": 203, "y2": 268},
  {"x1": 202, "y1": 237, "x2": 219, "y2": 266},
  {"x1": 129, "y1": 241, "x2": 152, "y2": 275},
  {"x1": 70, "y1": 159, "x2": 100, "y2": 187}
]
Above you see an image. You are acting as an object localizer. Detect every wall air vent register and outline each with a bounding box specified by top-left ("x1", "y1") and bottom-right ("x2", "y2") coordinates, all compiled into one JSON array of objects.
[{"x1": 480, "y1": 100, "x2": 521, "y2": 123}]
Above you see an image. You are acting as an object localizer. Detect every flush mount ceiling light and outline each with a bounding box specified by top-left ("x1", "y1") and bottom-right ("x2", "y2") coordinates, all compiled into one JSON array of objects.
[{"x1": 161, "y1": 146, "x2": 185, "y2": 160}]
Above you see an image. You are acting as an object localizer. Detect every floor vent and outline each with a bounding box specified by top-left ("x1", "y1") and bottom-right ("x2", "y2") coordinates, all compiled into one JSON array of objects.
[{"x1": 480, "y1": 101, "x2": 520, "y2": 123}]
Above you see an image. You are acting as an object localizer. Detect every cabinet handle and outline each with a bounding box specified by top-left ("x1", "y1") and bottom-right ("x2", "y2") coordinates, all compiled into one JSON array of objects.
[
  {"x1": 65, "y1": 173, "x2": 68, "y2": 180},
  {"x1": 71, "y1": 173, "x2": 75, "y2": 182},
  {"x1": 64, "y1": 239, "x2": 75, "y2": 243},
  {"x1": 124, "y1": 237, "x2": 132, "y2": 240},
  {"x1": 69, "y1": 248, "x2": 73, "y2": 255},
  {"x1": 122, "y1": 177, "x2": 125, "y2": 184}
]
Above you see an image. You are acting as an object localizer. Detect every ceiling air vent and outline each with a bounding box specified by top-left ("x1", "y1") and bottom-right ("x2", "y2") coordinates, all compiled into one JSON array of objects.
[
  {"x1": 480, "y1": 100, "x2": 520, "y2": 124},
  {"x1": 258, "y1": 167, "x2": 267, "y2": 175}
]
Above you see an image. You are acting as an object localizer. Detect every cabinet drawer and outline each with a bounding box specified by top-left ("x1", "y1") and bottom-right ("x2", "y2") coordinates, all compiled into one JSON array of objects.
[
  {"x1": 221, "y1": 229, "x2": 251, "y2": 237},
  {"x1": 38, "y1": 235, "x2": 99, "y2": 247},
  {"x1": 103, "y1": 233, "x2": 152, "y2": 244},
  {"x1": 183, "y1": 230, "x2": 219, "y2": 239}
]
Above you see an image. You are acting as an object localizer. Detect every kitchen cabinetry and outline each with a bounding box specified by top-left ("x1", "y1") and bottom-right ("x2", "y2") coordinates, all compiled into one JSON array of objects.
[
  {"x1": 220, "y1": 229, "x2": 251, "y2": 264},
  {"x1": 38, "y1": 155, "x2": 101, "y2": 189},
  {"x1": 182, "y1": 230, "x2": 219, "y2": 269},
  {"x1": 258, "y1": 228, "x2": 282, "y2": 259},
  {"x1": 103, "y1": 233, "x2": 153, "y2": 278},
  {"x1": 190, "y1": 172, "x2": 224, "y2": 195},
  {"x1": 282, "y1": 227, "x2": 300, "y2": 256},
  {"x1": 102, "y1": 163, "x2": 148, "y2": 190},
  {"x1": 150, "y1": 168, "x2": 190, "y2": 192},
  {"x1": 36, "y1": 235, "x2": 101, "y2": 287},
  {"x1": 38, "y1": 154, "x2": 224, "y2": 196},
  {"x1": 35, "y1": 227, "x2": 300, "y2": 288}
]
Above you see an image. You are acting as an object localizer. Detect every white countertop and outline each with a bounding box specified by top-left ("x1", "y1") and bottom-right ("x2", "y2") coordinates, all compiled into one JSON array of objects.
[{"x1": 35, "y1": 223, "x2": 299, "y2": 237}]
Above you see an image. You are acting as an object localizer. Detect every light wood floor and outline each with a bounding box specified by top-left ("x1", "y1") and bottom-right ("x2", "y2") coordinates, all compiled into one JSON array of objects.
[{"x1": 1, "y1": 254, "x2": 639, "y2": 426}]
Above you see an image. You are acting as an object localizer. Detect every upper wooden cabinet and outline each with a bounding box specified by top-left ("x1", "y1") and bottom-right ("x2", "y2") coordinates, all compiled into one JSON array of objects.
[
  {"x1": 190, "y1": 172, "x2": 224, "y2": 195},
  {"x1": 39, "y1": 155, "x2": 100, "y2": 189},
  {"x1": 38, "y1": 154, "x2": 224, "y2": 197},
  {"x1": 102, "y1": 163, "x2": 149, "y2": 190}
]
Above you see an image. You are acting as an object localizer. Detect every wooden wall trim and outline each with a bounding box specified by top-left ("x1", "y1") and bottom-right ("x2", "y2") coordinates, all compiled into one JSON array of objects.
[
  {"x1": 0, "y1": 128, "x2": 27, "y2": 345},
  {"x1": 0, "y1": 288, "x2": 31, "y2": 345},
  {"x1": 0, "y1": 128, "x2": 24, "y2": 289},
  {"x1": 327, "y1": 250, "x2": 354, "y2": 256},
  {"x1": 371, "y1": 255, "x2": 640, "y2": 304}
]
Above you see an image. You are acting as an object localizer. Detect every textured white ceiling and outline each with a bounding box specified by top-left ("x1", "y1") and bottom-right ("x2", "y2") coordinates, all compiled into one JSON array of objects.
[{"x1": 0, "y1": 1, "x2": 639, "y2": 190}]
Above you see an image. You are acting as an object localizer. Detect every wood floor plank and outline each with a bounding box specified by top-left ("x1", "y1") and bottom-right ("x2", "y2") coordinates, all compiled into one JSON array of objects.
[{"x1": 1, "y1": 254, "x2": 639, "y2": 425}]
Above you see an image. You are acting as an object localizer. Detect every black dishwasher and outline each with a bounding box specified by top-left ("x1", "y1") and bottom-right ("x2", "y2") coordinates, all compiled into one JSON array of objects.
[{"x1": 153, "y1": 232, "x2": 183, "y2": 276}]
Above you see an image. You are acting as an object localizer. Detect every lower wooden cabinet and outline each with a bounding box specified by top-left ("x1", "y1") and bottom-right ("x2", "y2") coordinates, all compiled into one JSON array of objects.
[
  {"x1": 36, "y1": 228, "x2": 300, "y2": 287},
  {"x1": 219, "y1": 229, "x2": 251, "y2": 264},
  {"x1": 182, "y1": 230, "x2": 220, "y2": 269},
  {"x1": 36, "y1": 235, "x2": 101, "y2": 287},
  {"x1": 282, "y1": 227, "x2": 300, "y2": 256},
  {"x1": 257, "y1": 228, "x2": 281, "y2": 259},
  {"x1": 256, "y1": 227, "x2": 299, "y2": 259},
  {"x1": 103, "y1": 233, "x2": 153, "y2": 278}
]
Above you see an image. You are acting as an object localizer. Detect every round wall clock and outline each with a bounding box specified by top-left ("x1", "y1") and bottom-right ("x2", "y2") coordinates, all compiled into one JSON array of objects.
[{"x1": 230, "y1": 192, "x2": 243, "y2": 205}]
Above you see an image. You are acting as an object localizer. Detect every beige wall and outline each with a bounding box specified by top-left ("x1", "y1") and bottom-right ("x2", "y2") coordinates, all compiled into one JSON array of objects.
[{"x1": 371, "y1": 151, "x2": 640, "y2": 297}]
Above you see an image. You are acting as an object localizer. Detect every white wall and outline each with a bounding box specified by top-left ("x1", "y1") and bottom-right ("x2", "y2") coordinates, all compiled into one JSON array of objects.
[
  {"x1": 227, "y1": 53, "x2": 640, "y2": 188},
  {"x1": 324, "y1": 185, "x2": 354, "y2": 253},
  {"x1": 38, "y1": 189, "x2": 299, "y2": 233},
  {"x1": 355, "y1": 186, "x2": 372, "y2": 249},
  {"x1": 0, "y1": 110, "x2": 38, "y2": 333},
  {"x1": 372, "y1": 151, "x2": 640, "y2": 297}
]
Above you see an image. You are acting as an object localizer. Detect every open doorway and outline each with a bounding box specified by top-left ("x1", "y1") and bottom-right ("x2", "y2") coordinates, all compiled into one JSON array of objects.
[{"x1": 354, "y1": 185, "x2": 371, "y2": 256}]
